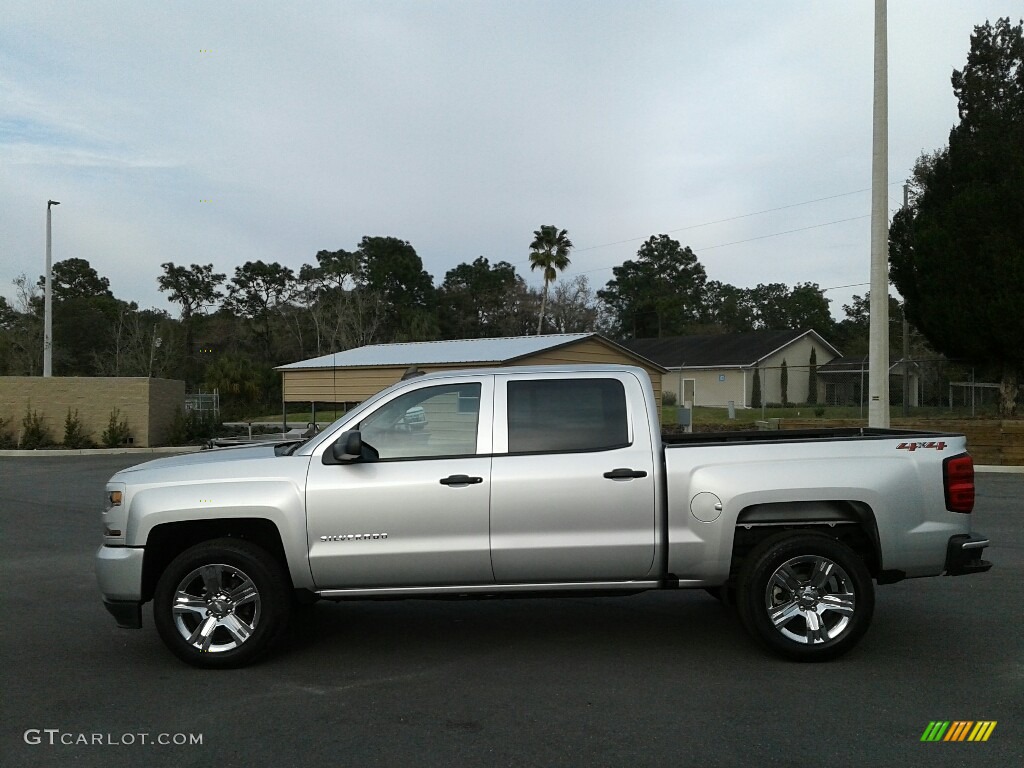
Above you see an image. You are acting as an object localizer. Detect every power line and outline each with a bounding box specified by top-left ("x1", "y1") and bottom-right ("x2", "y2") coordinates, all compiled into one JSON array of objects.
[
  {"x1": 573, "y1": 214, "x2": 870, "y2": 276},
  {"x1": 822, "y1": 281, "x2": 870, "y2": 292},
  {"x1": 571, "y1": 181, "x2": 902, "y2": 255},
  {"x1": 697, "y1": 215, "x2": 869, "y2": 251}
]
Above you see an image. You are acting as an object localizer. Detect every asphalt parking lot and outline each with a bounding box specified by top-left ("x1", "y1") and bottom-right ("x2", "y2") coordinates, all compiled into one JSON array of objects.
[{"x1": 1, "y1": 454, "x2": 1020, "y2": 768}]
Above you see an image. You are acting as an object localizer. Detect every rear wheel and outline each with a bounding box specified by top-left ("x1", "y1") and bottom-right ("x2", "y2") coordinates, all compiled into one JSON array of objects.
[
  {"x1": 153, "y1": 538, "x2": 291, "y2": 668},
  {"x1": 735, "y1": 532, "x2": 874, "y2": 661}
]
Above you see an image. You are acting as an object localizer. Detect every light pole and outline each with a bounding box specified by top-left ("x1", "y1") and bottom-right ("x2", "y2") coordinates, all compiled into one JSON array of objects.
[{"x1": 44, "y1": 200, "x2": 60, "y2": 377}]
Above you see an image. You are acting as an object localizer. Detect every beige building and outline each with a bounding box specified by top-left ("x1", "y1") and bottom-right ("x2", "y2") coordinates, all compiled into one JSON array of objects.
[
  {"x1": 276, "y1": 333, "x2": 665, "y2": 414},
  {"x1": 625, "y1": 330, "x2": 840, "y2": 408},
  {"x1": 0, "y1": 377, "x2": 185, "y2": 447}
]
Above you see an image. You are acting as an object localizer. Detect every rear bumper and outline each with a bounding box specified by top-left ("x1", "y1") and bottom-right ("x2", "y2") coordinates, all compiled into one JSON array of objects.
[{"x1": 945, "y1": 533, "x2": 993, "y2": 576}]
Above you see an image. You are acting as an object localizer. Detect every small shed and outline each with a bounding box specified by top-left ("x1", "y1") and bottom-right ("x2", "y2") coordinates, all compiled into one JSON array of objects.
[
  {"x1": 276, "y1": 333, "x2": 665, "y2": 412},
  {"x1": 817, "y1": 356, "x2": 921, "y2": 408}
]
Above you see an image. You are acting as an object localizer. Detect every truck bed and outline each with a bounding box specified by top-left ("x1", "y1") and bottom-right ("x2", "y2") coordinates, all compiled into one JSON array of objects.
[{"x1": 662, "y1": 427, "x2": 957, "y2": 447}]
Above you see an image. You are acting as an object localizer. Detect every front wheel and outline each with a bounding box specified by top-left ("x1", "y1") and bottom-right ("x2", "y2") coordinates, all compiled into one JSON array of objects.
[
  {"x1": 153, "y1": 538, "x2": 291, "y2": 668},
  {"x1": 735, "y1": 532, "x2": 874, "y2": 661}
]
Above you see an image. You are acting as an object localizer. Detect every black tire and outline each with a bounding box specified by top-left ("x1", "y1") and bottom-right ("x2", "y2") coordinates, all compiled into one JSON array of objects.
[
  {"x1": 735, "y1": 532, "x2": 874, "y2": 662},
  {"x1": 153, "y1": 538, "x2": 292, "y2": 669}
]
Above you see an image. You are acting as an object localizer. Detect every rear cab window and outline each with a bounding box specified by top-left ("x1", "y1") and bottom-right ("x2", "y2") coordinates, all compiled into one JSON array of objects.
[{"x1": 498, "y1": 376, "x2": 633, "y2": 454}]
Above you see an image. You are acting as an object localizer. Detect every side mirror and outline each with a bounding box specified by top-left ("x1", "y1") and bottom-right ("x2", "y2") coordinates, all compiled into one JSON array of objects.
[{"x1": 326, "y1": 430, "x2": 363, "y2": 464}]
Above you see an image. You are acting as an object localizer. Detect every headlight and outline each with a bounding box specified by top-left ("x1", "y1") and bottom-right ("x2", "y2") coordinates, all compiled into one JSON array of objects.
[{"x1": 103, "y1": 483, "x2": 127, "y2": 542}]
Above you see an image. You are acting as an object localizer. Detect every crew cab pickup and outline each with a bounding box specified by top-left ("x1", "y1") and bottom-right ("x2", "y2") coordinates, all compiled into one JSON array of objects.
[{"x1": 95, "y1": 365, "x2": 991, "y2": 667}]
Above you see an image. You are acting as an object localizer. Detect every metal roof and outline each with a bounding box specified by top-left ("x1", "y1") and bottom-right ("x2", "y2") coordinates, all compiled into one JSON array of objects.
[{"x1": 277, "y1": 333, "x2": 598, "y2": 370}]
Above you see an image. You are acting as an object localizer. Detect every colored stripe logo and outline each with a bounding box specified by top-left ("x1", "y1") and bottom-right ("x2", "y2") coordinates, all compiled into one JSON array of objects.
[{"x1": 921, "y1": 721, "x2": 997, "y2": 742}]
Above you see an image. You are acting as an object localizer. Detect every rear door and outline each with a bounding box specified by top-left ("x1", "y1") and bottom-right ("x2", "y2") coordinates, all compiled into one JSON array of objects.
[{"x1": 488, "y1": 371, "x2": 657, "y2": 582}]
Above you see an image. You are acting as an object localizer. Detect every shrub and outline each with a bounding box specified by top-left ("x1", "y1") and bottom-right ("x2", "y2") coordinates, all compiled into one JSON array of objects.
[
  {"x1": 63, "y1": 408, "x2": 95, "y2": 448},
  {"x1": 0, "y1": 417, "x2": 16, "y2": 449},
  {"x1": 662, "y1": 391, "x2": 678, "y2": 407},
  {"x1": 814, "y1": 407, "x2": 826, "y2": 418},
  {"x1": 167, "y1": 408, "x2": 220, "y2": 445},
  {"x1": 780, "y1": 358, "x2": 789, "y2": 407},
  {"x1": 20, "y1": 406, "x2": 54, "y2": 449},
  {"x1": 101, "y1": 409, "x2": 132, "y2": 448}
]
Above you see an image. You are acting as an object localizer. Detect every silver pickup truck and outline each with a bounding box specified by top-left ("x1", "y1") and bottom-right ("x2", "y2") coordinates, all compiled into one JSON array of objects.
[{"x1": 95, "y1": 365, "x2": 991, "y2": 668}]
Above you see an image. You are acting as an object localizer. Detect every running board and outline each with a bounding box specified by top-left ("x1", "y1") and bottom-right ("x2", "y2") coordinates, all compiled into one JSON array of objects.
[{"x1": 316, "y1": 580, "x2": 664, "y2": 599}]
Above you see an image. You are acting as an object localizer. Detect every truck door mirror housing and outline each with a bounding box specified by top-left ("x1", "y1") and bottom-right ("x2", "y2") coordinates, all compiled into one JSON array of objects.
[{"x1": 326, "y1": 430, "x2": 363, "y2": 464}]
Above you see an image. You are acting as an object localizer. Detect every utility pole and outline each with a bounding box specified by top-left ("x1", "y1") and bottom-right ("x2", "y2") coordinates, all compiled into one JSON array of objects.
[
  {"x1": 43, "y1": 200, "x2": 60, "y2": 377},
  {"x1": 901, "y1": 184, "x2": 911, "y2": 417},
  {"x1": 868, "y1": 0, "x2": 890, "y2": 427}
]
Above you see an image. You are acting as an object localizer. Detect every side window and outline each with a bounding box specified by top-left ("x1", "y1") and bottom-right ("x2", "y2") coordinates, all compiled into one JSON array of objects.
[
  {"x1": 507, "y1": 378, "x2": 628, "y2": 453},
  {"x1": 358, "y1": 383, "x2": 481, "y2": 460}
]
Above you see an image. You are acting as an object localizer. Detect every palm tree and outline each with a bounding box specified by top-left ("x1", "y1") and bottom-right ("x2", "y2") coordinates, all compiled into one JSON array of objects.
[{"x1": 529, "y1": 225, "x2": 574, "y2": 334}]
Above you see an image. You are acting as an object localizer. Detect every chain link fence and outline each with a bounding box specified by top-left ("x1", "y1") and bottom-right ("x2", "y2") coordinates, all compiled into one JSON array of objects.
[{"x1": 753, "y1": 359, "x2": 1007, "y2": 418}]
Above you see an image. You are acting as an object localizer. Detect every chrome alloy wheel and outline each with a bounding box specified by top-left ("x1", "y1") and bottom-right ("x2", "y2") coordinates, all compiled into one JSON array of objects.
[
  {"x1": 171, "y1": 563, "x2": 262, "y2": 653},
  {"x1": 764, "y1": 555, "x2": 856, "y2": 645}
]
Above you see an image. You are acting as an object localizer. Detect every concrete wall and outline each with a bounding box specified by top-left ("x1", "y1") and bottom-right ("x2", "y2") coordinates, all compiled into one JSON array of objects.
[{"x1": 0, "y1": 377, "x2": 185, "y2": 447}]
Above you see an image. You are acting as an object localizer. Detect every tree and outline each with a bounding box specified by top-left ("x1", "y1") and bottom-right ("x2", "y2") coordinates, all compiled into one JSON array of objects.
[
  {"x1": 529, "y1": 225, "x2": 574, "y2": 334},
  {"x1": 438, "y1": 257, "x2": 523, "y2": 339},
  {"x1": 158, "y1": 263, "x2": 225, "y2": 320},
  {"x1": 833, "y1": 292, "x2": 905, "y2": 356},
  {"x1": 0, "y1": 276, "x2": 42, "y2": 375},
  {"x1": 701, "y1": 281, "x2": 757, "y2": 332},
  {"x1": 295, "y1": 248, "x2": 387, "y2": 354},
  {"x1": 37, "y1": 259, "x2": 124, "y2": 375},
  {"x1": 783, "y1": 283, "x2": 834, "y2": 336},
  {"x1": 224, "y1": 261, "x2": 296, "y2": 362},
  {"x1": 807, "y1": 348, "x2": 818, "y2": 405},
  {"x1": 780, "y1": 358, "x2": 789, "y2": 406},
  {"x1": 355, "y1": 236, "x2": 437, "y2": 341},
  {"x1": 204, "y1": 352, "x2": 264, "y2": 419},
  {"x1": 38, "y1": 257, "x2": 112, "y2": 301},
  {"x1": 545, "y1": 275, "x2": 599, "y2": 333},
  {"x1": 748, "y1": 282, "x2": 833, "y2": 334},
  {"x1": 751, "y1": 367, "x2": 762, "y2": 409},
  {"x1": 158, "y1": 262, "x2": 225, "y2": 372},
  {"x1": 889, "y1": 18, "x2": 1024, "y2": 415},
  {"x1": 597, "y1": 235, "x2": 707, "y2": 338}
]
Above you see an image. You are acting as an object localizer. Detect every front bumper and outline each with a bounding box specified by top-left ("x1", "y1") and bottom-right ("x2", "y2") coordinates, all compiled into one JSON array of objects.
[
  {"x1": 945, "y1": 533, "x2": 993, "y2": 576},
  {"x1": 95, "y1": 545, "x2": 145, "y2": 628},
  {"x1": 103, "y1": 600, "x2": 142, "y2": 629}
]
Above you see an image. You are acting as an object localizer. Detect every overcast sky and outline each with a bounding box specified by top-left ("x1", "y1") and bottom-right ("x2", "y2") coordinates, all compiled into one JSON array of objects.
[{"x1": 0, "y1": 1, "x2": 1012, "y2": 324}]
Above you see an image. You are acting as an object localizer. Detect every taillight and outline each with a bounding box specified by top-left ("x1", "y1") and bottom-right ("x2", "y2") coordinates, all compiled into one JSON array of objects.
[{"x1": 943, "y1": 454, "x2": 975, "y2": 513}]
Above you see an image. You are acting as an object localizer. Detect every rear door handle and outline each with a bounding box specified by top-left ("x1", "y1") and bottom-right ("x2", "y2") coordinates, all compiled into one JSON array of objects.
[
  {"x1": 603, "y1": 468, "x2": 648, "y2": 480},
  {"x1": 440, "y1": 474, "x2": 483, "y2": 486}
]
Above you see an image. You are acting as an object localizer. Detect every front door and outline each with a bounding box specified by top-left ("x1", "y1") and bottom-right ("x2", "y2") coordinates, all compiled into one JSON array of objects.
[{"x1": 306, "y1": 378, "x2": 494, "y2": 589}]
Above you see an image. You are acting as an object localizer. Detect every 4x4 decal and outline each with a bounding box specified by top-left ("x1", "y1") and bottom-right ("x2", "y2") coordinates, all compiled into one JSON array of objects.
[{"x1": 897, "y1": 441, "x2": 947, "y2": 451}]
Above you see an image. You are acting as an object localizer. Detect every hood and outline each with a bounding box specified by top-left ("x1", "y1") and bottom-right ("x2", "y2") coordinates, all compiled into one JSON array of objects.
[{"x1": 115, "y1": 443, "x2": 284, "y2": 474}]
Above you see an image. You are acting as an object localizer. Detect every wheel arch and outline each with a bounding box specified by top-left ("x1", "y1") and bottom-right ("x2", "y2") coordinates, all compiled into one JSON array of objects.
[
  {"x1": 141, "y1": 518, "x2": 290, "y2": 603},
  {"x1": 730, "y1": 500, "x2": 882, "y2": 581}
]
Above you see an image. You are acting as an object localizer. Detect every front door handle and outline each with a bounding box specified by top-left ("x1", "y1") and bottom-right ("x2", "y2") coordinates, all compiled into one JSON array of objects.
[
  {"x1": 603, "y1": 468, "x2": 648, "y2": 480},
  {"x1": 440, "y1": 474, "x2": 483, "y2": 486}
]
